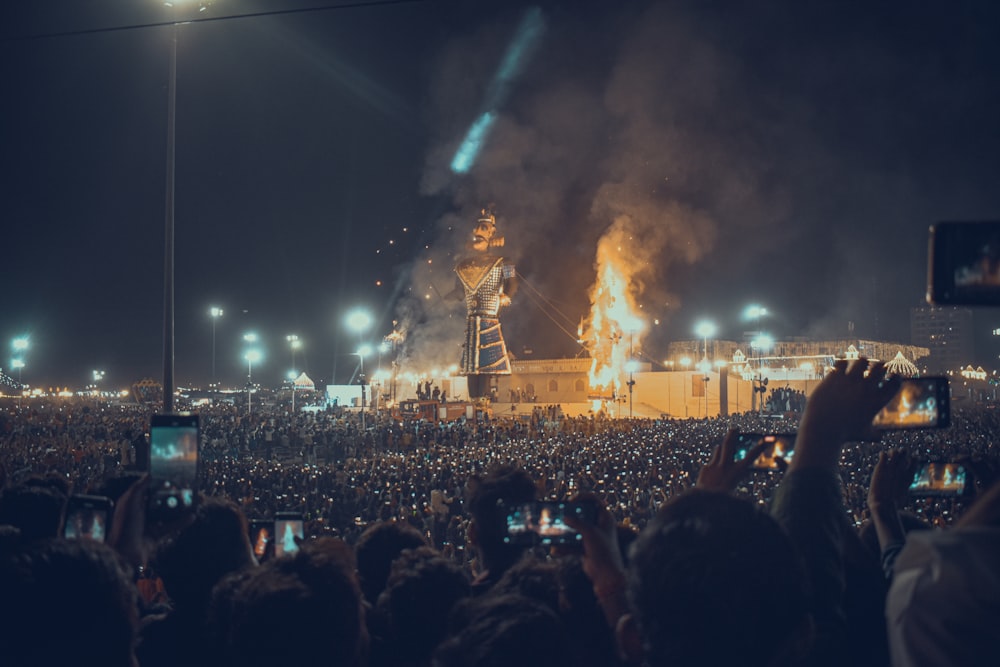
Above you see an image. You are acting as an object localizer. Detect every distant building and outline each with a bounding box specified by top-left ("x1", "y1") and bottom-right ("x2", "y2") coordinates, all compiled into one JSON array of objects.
[
  {"x1": 665, "y1": 338, "x2": 930, "y2": 373},
  {"x1": 910, "y1": 306, "x2": 974, "y2": 372}
]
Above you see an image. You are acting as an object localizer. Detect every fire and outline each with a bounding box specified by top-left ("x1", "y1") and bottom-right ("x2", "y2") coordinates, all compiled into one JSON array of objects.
[{"x1": 581, "y1": 224, "x2": 644, "y2": 412}]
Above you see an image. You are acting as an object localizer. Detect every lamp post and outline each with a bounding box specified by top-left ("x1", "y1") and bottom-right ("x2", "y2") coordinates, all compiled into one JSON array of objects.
[
  {"x1": 345, "y1": 309, "x2": 373, "y2": 427},
  {"x1": 385, "y1": 327, "x2": 404, "y2": 406},
  {"x1": 160, "y1": 1, "x2": 211, "y2": 413},
  {"x1": 287, "y1": 334, "x2": 301, "y2": 413},
  {"x1": 695, "y1": 321, "x2": 717, "y2": 418},
  {"x1": 625, "y1": 358, "x2": 638, "y2": 418},
  {"x1": 11, "y1": 337, "x2": 29, "y2": 410},
  {"x1": 11, "y1": 359, "x2": 25, "y2": 409},
  {"x1": 751, "y1": 333, "x2": 774, "y2": 413},
  {"x1": 744, "y1": 305, "x2": 768, "y2": 413},
  {"x1": 355, "y1": 345, "x2": 372, "y2": 430},
  {"x1": 243, "y1": 332, "x2": 260, "y2": 418},
  {"x1": 209, "y1": 307, "x2": 223, "y2": 385}
]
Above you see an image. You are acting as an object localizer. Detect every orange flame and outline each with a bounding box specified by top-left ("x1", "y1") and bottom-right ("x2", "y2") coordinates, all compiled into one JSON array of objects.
[{"x1": 581, "y1": 224, "x2": 644, "y2": 411}]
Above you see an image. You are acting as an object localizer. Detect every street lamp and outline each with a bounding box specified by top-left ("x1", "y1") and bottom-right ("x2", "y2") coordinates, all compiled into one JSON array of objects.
[
  {"x1": 751, "y1": 333, "x2": 774, "y2": 413},
  {"x1": 287, "y1": 335, "x2": 301, "y2": 412},
  {"x1": 625, "y1": 358, "x2": 639, "y2": 418},
  {"x1": 243, "y1": 332, "x2": 261, "y2": 417},
  {"x1": 244, "y1": 348, "x2": 262, "y2": 417},
  {"x1": 160, "y1": 0, "x2": 213, "y2": 414},
  {"x1": 744, "y1": 305, "x2": 769, "y2": 412},
  {"x1": 209, "y1": 307, "x2": 223, "y2": 385},
  {"x1": 694, "y1": 321, "x2": 716, "y2": 418},
  {"x1": 10, "y1": 337, "x2": 29, "y2": 409},
  {"x1": 355, "y1": 344, "x2": 372, "y2": 429},
  {"x1": 345, "y1": 309, "x2": 373, "y2": 338}
]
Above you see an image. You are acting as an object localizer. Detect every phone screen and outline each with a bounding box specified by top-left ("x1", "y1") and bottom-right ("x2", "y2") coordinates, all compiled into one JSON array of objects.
[
  {"x1": 504, "y1": 501, "x2": 593, "y2": 545},
  {"x1": 64, "y1": 495, "x2": 112, "y2": 542},
  {"x1": 928, "y1": 221, "x2": 1000, "y2": 305},
  {"x1": 249, "y1": 521, "x2": 274, "y2": 560},
  {"x1": 736, "y1": 434, "x2": 797, "y2": 470},
  {"x1": 909, "y1": 462, "x2": 967, "y2": 496},
  {"x1": 872, "y1": 378, "x2": 950, "y2": 430},
  {"x1": 149, "y1": 414, "x2": 199, "y2": 514},
  {"x1": 274, "y1": 516, "x2": 304, "y2": 557}
]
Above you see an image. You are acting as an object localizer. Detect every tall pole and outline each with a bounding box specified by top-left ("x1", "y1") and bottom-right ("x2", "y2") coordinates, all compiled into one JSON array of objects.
[
  {"x1": 162, "y1": 23, "x2": 177, "y2": 414},
  {"x1": 210, "y1": 308, "x2": 223, "y2": 385},
  {"x1": 287, "y1": 334, "x2": 300, "y2": 414},
  {"x1": 627, "y1": 332, "x2": 635, "y2": 419},
  {"x1": 247, "y1": 357, "x2": 253, "y2": 418},
  {"x1": 211, "y1": 316, "x2": 217, "y2": 383},
  {"x1": 359, "y1": 353, "x2": 366, "y2": 430}
]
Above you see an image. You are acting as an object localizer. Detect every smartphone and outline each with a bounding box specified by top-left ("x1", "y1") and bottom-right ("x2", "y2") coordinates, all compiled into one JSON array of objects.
[
  {"x1": 274, "y1": 512, "x2": 304, "y2": 557},
  {"x1": 909, "y1": 461, "x2": 967, "y2": 496},
  {"x1": 872, "y1": 377, "x2": 950, "y2": 430},
  {"x1": 928, "y1": 221, "x2": 1000, "y2": 305},
  {"x1": 149, "y1": 413, "x2": 199, "y2": 517},
  {"x1": 503, "y1": 500, "x2": 597, "y2": 546},
  {"x1": 735, "y1": 433, "x2": 797, "y2": 470},
  {"x1": 63, "y1": 494, "x2": 113, "y2": 542},
  {"x1": 248, "y1": 520, "x2": 274, "y2": 561}
]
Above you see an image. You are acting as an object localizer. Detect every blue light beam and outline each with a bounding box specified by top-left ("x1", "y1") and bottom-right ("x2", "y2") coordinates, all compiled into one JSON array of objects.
[
  {"x1": 450, "y1": 111, "x2": 497, "y2": 174},
  {"x1": 450, "y1": 7, "x2": 547, "y2": 174}
]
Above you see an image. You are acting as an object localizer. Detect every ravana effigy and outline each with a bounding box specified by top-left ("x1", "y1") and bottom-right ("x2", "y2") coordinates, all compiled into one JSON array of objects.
[{"x1": 454, "y1": 207, "x2": 518, "y2": 399}]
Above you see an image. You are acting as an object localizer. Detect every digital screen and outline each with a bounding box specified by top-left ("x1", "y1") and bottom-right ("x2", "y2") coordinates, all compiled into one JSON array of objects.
[
  {"x1": 249, "y1": 523, "x2": 272, "y2": 559},
  {"x1": 736, "y1": 434, "x2": 796, "y2": 470},
  {"x1": 930, "y1": 221, "x2": 1000, "y2": 305},
  {"x1": 150, "y1": 416, "x2": 199, "y2": 511},
  {"x1": 505, "y1": 502, "x2": 582, "y2": 545},
  {"x1": 64, "y1": 507, "x2": 108, "y2": 542},
  {"x1": 873, "y1": 379, "x2": 945, "y2": 429},
  {"x1": 274, "y1": 519, "x2": 303, "y2": 557},
  {"x1": 910, "y1": 463, "x2": 966, "y2": 496}
]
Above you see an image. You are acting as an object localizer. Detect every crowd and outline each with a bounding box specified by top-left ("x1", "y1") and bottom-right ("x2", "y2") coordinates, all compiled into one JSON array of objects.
[{"x1": 1, "y1": 358, "x2": 999, "y2": 666}]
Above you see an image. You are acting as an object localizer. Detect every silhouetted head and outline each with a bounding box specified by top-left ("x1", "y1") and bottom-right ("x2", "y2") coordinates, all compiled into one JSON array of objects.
[{"x1": 626, "y1": 490, "x2": 811, "y2": 667}]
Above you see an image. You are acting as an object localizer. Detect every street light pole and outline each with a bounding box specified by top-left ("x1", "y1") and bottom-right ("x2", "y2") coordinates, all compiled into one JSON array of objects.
[
  {"x1": 243, "y1": 332, "x2": 260, "y2": 419},
  {"x1": 11, "y1": 337, "x2": 29, "y2": 410},
  {"x1": 287, "y1": 334, "x2": 301, "y2": 413},
  {"x1": 626, "y1": 333, "x2": 636, "y2": 418},
  {"x1": 210, "y1": 307, "x2": 223, "y2": 385},
  {"x1": 695, "y1": 321, "x2": 717, "y2": 419},
  {"x1": 358, "y1": 350, "x2": 367, "y2": 430},
  {"x1": 162, "y1": 20, "x2": 178, "y2": 414}
]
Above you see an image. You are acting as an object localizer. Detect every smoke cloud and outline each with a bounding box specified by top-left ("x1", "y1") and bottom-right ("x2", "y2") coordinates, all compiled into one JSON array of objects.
[{"x1": 397, "y1": 1, "x2": 998, "y2": 367}]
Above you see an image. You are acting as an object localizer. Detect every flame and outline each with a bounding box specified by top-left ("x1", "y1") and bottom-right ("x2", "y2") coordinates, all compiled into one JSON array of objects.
[{"x1": 581, "y1": 223, "x2": 644, "y2": 411}]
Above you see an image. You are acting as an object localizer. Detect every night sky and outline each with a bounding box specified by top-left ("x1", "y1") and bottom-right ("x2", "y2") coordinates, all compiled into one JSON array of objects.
[{"x1": 4, "y1": 0, "x2": 1000, "y2": 389}]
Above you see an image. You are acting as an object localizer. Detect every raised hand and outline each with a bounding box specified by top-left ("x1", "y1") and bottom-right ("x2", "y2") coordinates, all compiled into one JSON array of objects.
[{"x1": 696, "y1": 429, "x2": 772, "y2": 493}]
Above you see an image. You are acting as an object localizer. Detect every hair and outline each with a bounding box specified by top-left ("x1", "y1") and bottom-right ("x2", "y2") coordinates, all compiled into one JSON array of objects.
[
  {"x1": 490, "y1": 555, "x2": 561, "y2": 613},
  {"x1": 154, "y1": 496, "x2": 256, "y2": 614},
  {"x1": 553, "y1": 555, "x2": 618, "y2": 667},
  {"x1": 0, "y1": 481, "x2": 68, "y2": 541},
  {"x1": 0, "y1": 538, "x2": 139, "y2": 667},
  {"x1": 465, "y1": 466, "x2": 537, "y2": 575},
  {"x1": 628, "y1": 490, "x2": 810, "y2": 667},
  {"x1": 354, "y1": 520, "x2": 427, "y2": 605},
  {"x1": 376, "y1": 546, "x2": 471, "y2": 663},
  {"x1": 433, "y1": 594, "x2": 572, "y2": 667},
  {"x1": 220, "y1": 537, "x2": 365, "y2": 667}
]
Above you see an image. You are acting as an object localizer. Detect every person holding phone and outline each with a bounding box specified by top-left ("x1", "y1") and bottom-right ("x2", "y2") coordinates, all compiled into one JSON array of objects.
[
  {"x1": 570, "y1": 358, "x2": 901, "y2": 667},
  {"x1": 137, "y1": 497, "x2": 257, "y2": 667}
]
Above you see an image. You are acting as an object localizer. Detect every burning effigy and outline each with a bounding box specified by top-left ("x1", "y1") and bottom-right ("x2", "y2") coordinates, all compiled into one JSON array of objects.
[{"x1": 579, "y1": 217, "x2": 645, "y2": 413}]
